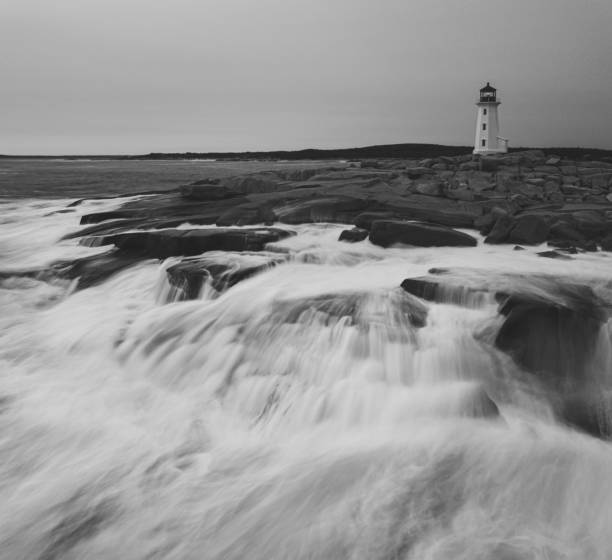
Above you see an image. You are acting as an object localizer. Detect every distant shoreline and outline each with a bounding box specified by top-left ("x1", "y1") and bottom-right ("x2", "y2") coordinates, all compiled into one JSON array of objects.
[{"x1": 2, "y1": 143, "x2": 612, "y2": 161}]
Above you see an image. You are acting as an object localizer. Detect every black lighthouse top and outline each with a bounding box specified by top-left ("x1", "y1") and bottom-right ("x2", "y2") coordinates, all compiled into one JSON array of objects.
[{"x1": 479, "y1": 82, "x2": 497, "y2": 102}]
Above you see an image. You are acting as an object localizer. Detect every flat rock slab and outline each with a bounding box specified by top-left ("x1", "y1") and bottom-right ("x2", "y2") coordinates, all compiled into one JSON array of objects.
[
  {"x1": 88, "y1": 227, "x2": 294, "y2": 259},
  {"x1": 369, "y1": 220, "x2": 478, "y2": 248}
]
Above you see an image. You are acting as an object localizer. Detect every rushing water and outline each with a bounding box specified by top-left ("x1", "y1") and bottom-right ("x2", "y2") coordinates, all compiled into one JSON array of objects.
[{"x1": 2, "y1": 177, "x2": 612, "y2": 558}]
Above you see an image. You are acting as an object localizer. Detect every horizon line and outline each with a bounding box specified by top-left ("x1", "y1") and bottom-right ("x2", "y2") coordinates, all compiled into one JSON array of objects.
[{"x1": 2, "y1": 142, "x2": 612, "y2": 159}]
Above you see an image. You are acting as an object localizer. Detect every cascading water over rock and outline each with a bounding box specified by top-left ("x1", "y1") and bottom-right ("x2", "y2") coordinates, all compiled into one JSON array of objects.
[{"x1": 1, "y1": 194, "x2": 612, "y2": 560}]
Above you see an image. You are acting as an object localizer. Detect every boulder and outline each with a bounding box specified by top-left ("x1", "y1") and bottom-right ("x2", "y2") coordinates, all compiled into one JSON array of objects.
[
  {"x1": 479, "y1": 158, "x2": 503, "y2": 172},
  {"x1": 369, "y1": 220, "x2": 478, "y2": 248},
  {"x1": 445, "y1": 187, "x2": 475, "y2": 202},
  {"x1": 495, "y1": 287, "x2": 606, "y2": 389},
  {"x1": 485, "y1": 215, "x2": 517, "y2": 244},
  {"x1": 585, "y1": 173, "x2": 612, "y2": 189},
  {"x1": 517, "y1": 182, "x2": 545, "y2": 199},
  {"x1": 338, "y1": 227, "x2": 369, "y2": 243},
  {"x1": 469, "y1": 174, "x2": 494, "y2": 192},
  {"x1": 600, "y1": 234, "x2": 612, "y2": 251},
  {"x1": 507, "y1": 215, "x2": 550, "y2": 245},
  {"x1": 571, "y1": 210, "x2": 608, "y2": 238},
  {"x1": 475, "y1": 207, "x2": 509, "y2": 236},
  {"x1": 474, "y1": 212, "x2": 498, "y2": 236},
  {"x1": 549, "y1": 220, "x2": 587, "y2": 244},
  {"x1": 354, "y1": 211, "x2": 396, "y2": 230},
  {"x1": 413, "y1": 179, "x2": 443, "y2": 197}
]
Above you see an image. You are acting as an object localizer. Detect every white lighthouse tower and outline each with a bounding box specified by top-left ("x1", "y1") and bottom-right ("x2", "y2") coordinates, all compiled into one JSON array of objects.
[{"x1": 473, "y1": 82, "x2": 508, "y2": 155}]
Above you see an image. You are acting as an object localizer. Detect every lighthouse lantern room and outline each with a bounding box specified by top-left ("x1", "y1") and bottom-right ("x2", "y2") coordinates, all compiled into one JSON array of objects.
[{"x1": 473, "y1": 82, "x2": 508, "y2": 155}]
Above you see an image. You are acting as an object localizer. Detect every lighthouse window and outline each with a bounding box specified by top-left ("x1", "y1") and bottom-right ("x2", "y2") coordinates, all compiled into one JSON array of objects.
[
  {"x1": 482, "y1": 123, "x2": 487, "y2": 131},
  {"x1": 481, "y1": 139, "x2": 486, "y2": 147},
  {"x1": 483, "y1": 108, "x2": 487, "y2": 115}
]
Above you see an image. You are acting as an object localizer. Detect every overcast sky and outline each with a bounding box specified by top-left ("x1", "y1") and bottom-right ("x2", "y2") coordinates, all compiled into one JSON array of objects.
[{"x1": 2, "y1": 0, "x2": 611, "y2": 154}]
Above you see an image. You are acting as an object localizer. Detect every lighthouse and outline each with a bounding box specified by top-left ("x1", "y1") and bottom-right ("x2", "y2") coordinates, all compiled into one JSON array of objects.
[{"x1": 473, "y1": 82, "x2": 508, "y2": 155}]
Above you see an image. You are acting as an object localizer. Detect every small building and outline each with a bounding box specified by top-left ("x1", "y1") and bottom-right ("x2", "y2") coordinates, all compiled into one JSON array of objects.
[{"x1": 473, "y1": 82, "x2": 508, "y2": 155}]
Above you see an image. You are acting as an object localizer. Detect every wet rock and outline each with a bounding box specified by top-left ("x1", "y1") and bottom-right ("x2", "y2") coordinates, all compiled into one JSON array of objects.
[
  {"x1": 601, "y1": 234, "x2": 612, "y2": 251},
  {"x1": 474, "y1": 211, "x2": 498, "y2": 236},
  {"x1": 275, "y1": 289, "x2": 428, "y2": 329},
  {"x1": 75, "y1": 192, "x2": 250, "y2": 237},
  {"x1": 369, "y1": 220, "x2": 478, "y2": 248},
  {"x1": 216, "y1": 203, "x2": 276, "y2": 226},
  {"x1": 392, "y1": 198, "x2": 480, "y2": 228},
  {"x1": 559, "y1": 392, "x2": 612, "y2": 439},
  {"x1": 476, "y1": 207, "x2": 510, "y2": 236},
  {"x1": 277, "y1": 197, "x2": 369, "y2": 225},
  {"x1": 537, "y1": 250, "x2": 572, "y2": 260},
  {"x1": 354, "y1": 211, "x2": 397, "y2": 230},
  {"x1": 485, "y1": 215, "x2": 516, "y2": 244},
  {"x1": 166, "y1": 253, "x2": 285, "y2": 300},
  {"x1": 338, "y1": 227, "x2": 369, "y2": 243},
  {"x1": 546, "y1": 239, "x2": 580, "y2": 253},
  {"x1": 50, "y1": 250, "x2": 145, "y2": 289},
  {"x1": 400, "y1": 277, "x2": 489, "y2": 307},
  {"x1": 80, "y1": 210, "x2": 136, "y2": 225},
  {"x1": 495, "y1": 287, "x2": 606, "y2": 389},
  {"x1": 507, "y1": 215, "x2": 550, "y2": 245},
  {"x1": 91, "y1": 227, "x2": 294, "y2": 259},
  {"x1": 549, "y1": 220, "x2": 587, "y2": 244},
  {"x1": 571, "y1": 210, "x2": 608, "y2": 238}
]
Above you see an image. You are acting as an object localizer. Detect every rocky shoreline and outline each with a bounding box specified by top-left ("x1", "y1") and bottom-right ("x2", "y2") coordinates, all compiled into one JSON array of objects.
[
  {"x1": 72, "y1": 150, "x2": 612, "y2": 246},
  {"x1": 48, "y1": 149, "x2": 611, "y2": 285}
]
